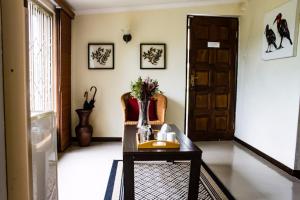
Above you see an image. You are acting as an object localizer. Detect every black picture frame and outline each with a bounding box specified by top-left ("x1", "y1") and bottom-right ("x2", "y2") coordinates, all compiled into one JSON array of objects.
[
  {"x1": 88, "y1": 43, "x2": 114, "y2": 70},
  {"x1": 140, "y1": 43, "x2": 166, "y2": 69}
]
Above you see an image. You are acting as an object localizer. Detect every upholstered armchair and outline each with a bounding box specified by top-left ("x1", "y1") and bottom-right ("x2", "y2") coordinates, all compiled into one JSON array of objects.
[{"x1": 121, "y1": 92, "x2": 167, "y2": 125}]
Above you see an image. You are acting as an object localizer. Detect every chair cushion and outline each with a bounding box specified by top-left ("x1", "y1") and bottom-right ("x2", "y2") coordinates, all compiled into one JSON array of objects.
[
  {"x1": 127, "y1": 98, "x2": 139, "y2": 121},
  {"x1": 149, "y1": 99, "x2": 158, "y2": 121},
  {"x1": 126, "y1": 98, "x2": 158, "y2": 121}
]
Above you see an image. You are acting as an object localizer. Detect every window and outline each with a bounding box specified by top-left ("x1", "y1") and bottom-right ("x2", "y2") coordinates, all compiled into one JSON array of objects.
[
  {"x1": 28, "y1": 2, "x2": 58, "y2": 200},
  {"x1": 28, "y1": 0, "x2": 54, "y2": 113}
]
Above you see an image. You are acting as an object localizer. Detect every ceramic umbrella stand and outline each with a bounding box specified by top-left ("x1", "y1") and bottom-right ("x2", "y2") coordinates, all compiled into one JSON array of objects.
[{"x1": 75, "y1": 109, "x2": 93, "y2": 147}]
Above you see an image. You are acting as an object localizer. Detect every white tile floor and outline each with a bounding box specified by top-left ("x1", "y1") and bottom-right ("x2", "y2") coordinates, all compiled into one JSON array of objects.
[
  {"x1": 58, "y1": 141, "x2": 300, "y2": 200},
  {"x1": 196, "y1": 141, "x2": 300, "y2": 200},
  {"x1": 58, "y1": 142, "x2": 122, "y2": 200}
]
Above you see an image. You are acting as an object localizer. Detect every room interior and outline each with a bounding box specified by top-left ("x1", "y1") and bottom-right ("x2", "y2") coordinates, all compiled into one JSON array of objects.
[{"x1": 1, "y1": 0, "x2": 300, "y2": 200}]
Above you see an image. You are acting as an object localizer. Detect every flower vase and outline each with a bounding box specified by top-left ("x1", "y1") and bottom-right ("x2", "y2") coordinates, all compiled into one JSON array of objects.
[
  {"x1": 137, "y1": 100, "x2": 150, "y2": 128},
  {"x1": 75, "y1": 109, "x2": 93, "y2": 147}
]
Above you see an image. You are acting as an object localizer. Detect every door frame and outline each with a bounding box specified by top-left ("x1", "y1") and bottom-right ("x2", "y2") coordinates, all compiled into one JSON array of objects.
[
  {"x1": 0, "y1": 3, "x2": 7, "y2": 199},
  {"x1": 184, "y1": 14, "x2": 239, "y2": 139}
]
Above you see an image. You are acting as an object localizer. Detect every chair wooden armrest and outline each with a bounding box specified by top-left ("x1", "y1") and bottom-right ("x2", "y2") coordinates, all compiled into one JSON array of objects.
[
  {"x1": 121, "y1": 92, "x2": 131, "y2": 123},
  {"x1": 154, "y1": 93, "x2": 167, "y2": 125}
]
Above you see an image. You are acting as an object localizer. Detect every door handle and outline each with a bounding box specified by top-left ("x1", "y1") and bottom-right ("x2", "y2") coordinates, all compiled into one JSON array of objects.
[
  {"x1": 191, "y1": 75, "x2": 195, "y2": 87},
  {"x1": 190, "y1": 74, "x2": 200, "y2": 87}
]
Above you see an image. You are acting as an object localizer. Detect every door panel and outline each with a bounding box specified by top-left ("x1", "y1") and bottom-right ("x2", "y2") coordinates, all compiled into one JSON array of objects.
[
  {"x1": 57, "y1": 9, "x2": 72, "y2": 151},
  {"x1": 188, "y1": 16, "x2": 238, "y2": 141},
  {"x1": 195, "y1": 93, "x2": 210, "y2": 109}
]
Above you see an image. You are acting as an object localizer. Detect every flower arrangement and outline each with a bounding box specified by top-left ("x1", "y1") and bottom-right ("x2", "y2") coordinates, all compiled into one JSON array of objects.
[{"x1": 130, "y1": 77, "x2": 161, "y2": 101}]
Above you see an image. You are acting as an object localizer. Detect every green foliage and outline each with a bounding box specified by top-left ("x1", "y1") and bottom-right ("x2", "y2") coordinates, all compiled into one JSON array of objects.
[{"x1": 130, "y1": 77, "x2": 143, "y2": 100}]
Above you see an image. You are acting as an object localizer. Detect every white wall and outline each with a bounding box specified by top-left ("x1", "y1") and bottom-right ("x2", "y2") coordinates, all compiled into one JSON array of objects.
[
  {"x1": 71, "y1": 3, "x2": 242, "y2": 138},
  {"x1": 0, "y1": 6, "x2": 7, "y2": 200},
  {"x1": 236, "y1": 0, "x2": 300, "y2": 169}
]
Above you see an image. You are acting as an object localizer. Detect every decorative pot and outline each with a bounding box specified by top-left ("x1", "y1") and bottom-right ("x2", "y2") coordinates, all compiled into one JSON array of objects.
[
  {"x1": 137, "y1": 100, "x2": 150, "y2": 128},
  {"x1": 75, "y1": 109, "x2": 93, "y2": 147}
]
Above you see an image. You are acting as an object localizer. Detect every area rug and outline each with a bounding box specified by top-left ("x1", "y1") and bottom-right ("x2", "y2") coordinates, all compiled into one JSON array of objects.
[{"x1": 104, "y1": 160, "x2": 234, "y2": 200}]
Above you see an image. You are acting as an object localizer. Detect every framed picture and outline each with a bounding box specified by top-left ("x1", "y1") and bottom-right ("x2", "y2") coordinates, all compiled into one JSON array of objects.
[
  {"x1": 262, "y1": 0, "x2": 299, "y2": 60},
  {"x1": 140, "y1": 43, "x2": 166, "y2": 69},
  {"x1": 88, "y1": 43, "x2": 114, "y2": 69}
]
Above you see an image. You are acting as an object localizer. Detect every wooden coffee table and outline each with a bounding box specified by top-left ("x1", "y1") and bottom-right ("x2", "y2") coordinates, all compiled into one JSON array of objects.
[{"x1": 123, "y1": 124, "x2": 202, "y2": 200}]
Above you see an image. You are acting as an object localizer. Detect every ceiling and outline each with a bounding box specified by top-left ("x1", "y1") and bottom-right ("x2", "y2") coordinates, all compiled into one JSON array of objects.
[{"x1": 65, "y1": 0, "x2": 244, "y2": 15}]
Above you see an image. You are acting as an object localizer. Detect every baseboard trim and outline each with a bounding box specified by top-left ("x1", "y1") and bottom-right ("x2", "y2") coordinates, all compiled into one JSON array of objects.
[
  {"x1": 72, "y1": 137, "x2": 122, "y2": 142},
  {"x1": 234, "y1": 137, "x2": 300, "y2": 179},
  {"x1": 292, "y1": 170, "x2": 300, "y2": 179}
]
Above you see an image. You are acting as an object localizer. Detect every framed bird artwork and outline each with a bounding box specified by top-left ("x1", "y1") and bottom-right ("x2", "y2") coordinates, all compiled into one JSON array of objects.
[{"x1": 262, "y1": 0, "x2": 300, "y2": 60}]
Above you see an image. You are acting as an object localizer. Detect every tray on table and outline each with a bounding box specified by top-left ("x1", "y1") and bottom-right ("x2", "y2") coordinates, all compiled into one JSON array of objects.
[{"x1": 136, "y1": 133, "x2": 180, "y2": 149}]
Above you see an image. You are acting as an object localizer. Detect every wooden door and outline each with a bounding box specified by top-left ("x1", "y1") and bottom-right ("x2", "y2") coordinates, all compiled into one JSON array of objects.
[
  {"x1": 187, "y1": 16, "x2": 238, "y2": 141},
  {"x1": 57, "y1": 9, "x2": 72, "y2": 151}
]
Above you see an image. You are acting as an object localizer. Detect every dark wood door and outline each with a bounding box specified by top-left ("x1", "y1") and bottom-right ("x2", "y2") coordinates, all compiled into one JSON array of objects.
[
  {"x1": 187, "y1": 16, "x2": 238, "y2": 141},
  {"x1": 57, "y1": 9, "x2": 72, "y2": 151}
]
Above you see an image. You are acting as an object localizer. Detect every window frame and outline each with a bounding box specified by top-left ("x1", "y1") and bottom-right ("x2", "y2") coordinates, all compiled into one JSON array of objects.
[{"x1": 28, "y1": 0, "x2": 57, "y2": 114}]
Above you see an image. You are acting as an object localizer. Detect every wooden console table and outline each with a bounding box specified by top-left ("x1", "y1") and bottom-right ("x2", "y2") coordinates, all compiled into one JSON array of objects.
[{"x1": 122, "y1": 124, "x2": 202, "y2": 200}]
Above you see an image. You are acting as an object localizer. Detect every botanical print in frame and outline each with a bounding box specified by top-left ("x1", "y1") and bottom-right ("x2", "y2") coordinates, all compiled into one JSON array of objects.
[
  {"x1": 140, "y1": 43, "x2": 166, "y2": 69},
  {"x1": 262, "y1": 0, "x2": 300, "y2": 60},
  {"x1": 88, "y1": 43, "x2": 114, "y2": 69}
]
